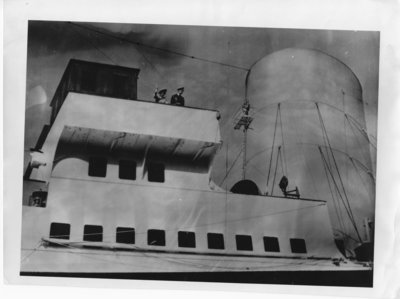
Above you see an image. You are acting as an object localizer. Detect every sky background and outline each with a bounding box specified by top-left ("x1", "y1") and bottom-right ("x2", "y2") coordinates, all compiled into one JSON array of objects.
[{"x1": 24, "y1": 21, "x2": 379, "y2": 246}]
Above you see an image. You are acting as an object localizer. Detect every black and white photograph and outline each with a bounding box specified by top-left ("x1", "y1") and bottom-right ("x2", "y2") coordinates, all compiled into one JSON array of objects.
[
  {"x1": 19, "y1": 20, "x2": 378, "y2": 286},
  {"x1": 3, "y1": 1, "x2": 400, "y2": 298}
]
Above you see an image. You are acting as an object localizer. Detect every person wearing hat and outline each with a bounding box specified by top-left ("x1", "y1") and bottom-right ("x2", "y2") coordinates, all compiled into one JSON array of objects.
[
  {"x1": 154, "y1": 88, "x2": 167, "y2": 104},
  {"x1": 170, "y1": 87, "x2": 185, "y2": 106}
]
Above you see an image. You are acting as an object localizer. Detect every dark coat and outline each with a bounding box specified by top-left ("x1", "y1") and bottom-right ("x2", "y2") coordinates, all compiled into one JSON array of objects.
[{"x1": 170, "y1": 94, "x2": 185, "y2": 106}]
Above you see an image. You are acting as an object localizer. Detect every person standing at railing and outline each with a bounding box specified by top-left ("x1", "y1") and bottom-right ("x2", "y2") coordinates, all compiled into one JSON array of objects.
[
  {"x1": 170, "y1": 87, "x2": 185, "y2": 106},
  {"x1": 154, "y1": 88, "x2": 168, "y2": 103}
]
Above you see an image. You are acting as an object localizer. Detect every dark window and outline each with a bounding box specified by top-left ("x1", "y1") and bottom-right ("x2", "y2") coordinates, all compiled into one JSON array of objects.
[
  {"x1": 116, "y1": 227, "x2": 135, "y2": 244},
  {"x1": 81, "y1": 70, "x2": 96, "y2": 92},
  {"x1": 207, "y1": 233, "x2": 225, "y2": 250},
  {"x1": 290, "y1": 238, "x2": 307, "y2": 253},
  {"x1": 88, "y1": 157, "x2": 107, "y2": 177},
  {"x1": 119, "y1": 160, "x2": 136, "y2": 180},
  {"x1": 29, "y1": 191, "x2": 47, "y2": 208},
  {"x1": 263, "y1": 236, "x2": 280, "y2": 252},
  {"x1": 148, "y1": 162, "x2": 165, "y2": 182},
  {"x1": 113, "y1": 74, "x2": 129, "y2": 98},
  {"x1": 178, "y1": 231, "x2": 196, "y2": 248},
  {"x1": 235, "y1": 235, "x2": 253, "y2": 251},
  {"x1": 49, "y1": 222, "x2": 70, "y2": 240},
  {"x1": 83, "y1": 225, "x2": 103, "y2": 242},
  {"x1": 148, "y1": 229, "x2": 165, "y2": 246}
]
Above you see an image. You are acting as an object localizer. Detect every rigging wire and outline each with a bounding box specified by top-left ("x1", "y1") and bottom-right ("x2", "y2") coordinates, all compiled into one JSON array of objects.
[
  {"x1": 219, "y1": 147, "x2": 244, "y2": 186},
  {"x1": 224, "y1": 142, "x2": 229, "y2": 231},
  {"x1": 68, "y1": 22, "x2": 249, "y2": 72},
  {"x1": 266, "y1": 103, "x2": 280, "y2": 192},
  {"x1": 345, "y1": 115, "x2": 377, "y2": 150},
  {"x1": 271, "y1": 146, "x2": 282, "y2": 195},
  {"x1": 315, "y1": 104, "x2": 335, "y2": 177},
  {"x1": 67, "y1": 24, "x2": 118, "y2": 66},
  {"x1": 348, "y1": 156, "x2": 375, "y2": 182},
  {"x1": 279, "y1": 146, "x2": 285, "y2": 176},
  {"x1": 20, "y1": 240, "x2": 43, "y2": 262},
  {"x1": 299, "y1": 142, "x2": 375, "y2": 182},
  {"x1": 318, "y1": 146, "x2": 362, "y2": 243},
  {"x1": 316, "y1": 103, "x2": 358, "y2": 224},
  {"x1": 319, "y1": 147, "x2": 356, "y2": 230},
  {"x1": 345, "y1": 115, "x2": 376, "y2": 164},
  {"x1": 349, "y1": 157, "x2": 374, "y2": 206},
  {"x1": 248, "y1": 142, "x2": 375, "y2": 183},
  {"x1": 316, "y1": 104, "x2": 363, "y2": 242},
  {"x1": 333, "y1": 229, "x2": 360, "y2": 243},
  {"x1": 246, "y1": 163, "x2": 268, "y2": 179},
  {"x1": 343, "y1": 90, "x2": 349, "y2": 205},
  {"x1": 319, "y1": 147, "x2": 347, "y2": 235},
  {"x1": 252, "y1": 100, "x2": 377, "y2": 152},
  {"x1": 278, "y1": 103, "x2": 318, "y2": 197},
  {"x1": 67, "y1": 21, "x2": 163, "y2": 81},
  {"x1": 278, "y1": 105, "x2": 288, "y2": 176},
  {"x1": 333, "y1": 182, "x2": 350, "y2": 238}
]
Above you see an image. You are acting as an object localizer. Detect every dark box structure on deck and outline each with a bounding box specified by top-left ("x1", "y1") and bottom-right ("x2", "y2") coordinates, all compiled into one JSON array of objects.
[{"x1": 50, "y1": 59, "x2": 140, "y2": 123}]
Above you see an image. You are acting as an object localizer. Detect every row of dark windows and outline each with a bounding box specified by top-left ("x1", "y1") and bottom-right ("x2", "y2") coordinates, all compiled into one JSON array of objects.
[
  {"x1": 80, "y1": 70, "x2": 131, "y2": 99},
  {"x1": 49, "y1": 222, "x2": 307, "y2": 253},
  {"x1": 88, "y1": 158, "x2": 165, "y2": 182}
]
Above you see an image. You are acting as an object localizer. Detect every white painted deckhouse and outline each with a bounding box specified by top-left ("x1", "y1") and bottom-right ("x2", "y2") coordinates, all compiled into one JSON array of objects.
[{"x1": 21, "y1": 59, "x2": 372, "y2": 286}]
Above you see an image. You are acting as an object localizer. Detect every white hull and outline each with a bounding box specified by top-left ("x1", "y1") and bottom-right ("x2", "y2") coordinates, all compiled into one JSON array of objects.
[{"x1": 21, "y1": 244, "x2": 368, "y2": 274}]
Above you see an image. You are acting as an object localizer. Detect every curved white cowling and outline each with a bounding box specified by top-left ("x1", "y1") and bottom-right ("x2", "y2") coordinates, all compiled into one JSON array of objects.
[
  {"x1": 247, "y1": 48, "x2": 364, "y2": 121},
  {"x1": 244, "y1": 48, "x2": 374, "y2": 234}
]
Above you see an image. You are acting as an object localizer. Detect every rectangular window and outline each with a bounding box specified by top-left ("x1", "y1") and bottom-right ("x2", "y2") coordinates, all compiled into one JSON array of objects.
[
  {"x1": 235, "y1": 235, "x2": 253, "y2": 251},
  {"x1": 178, "y1": 231, "x2": 196, "y2": 248},
  {"x1": 81, "y1": 69, "x2": 96, "y2": 92},
  {"x1": 207, "y1": 233, "x2": 225, "y2": 250},
  {"x1": 148, "y1": 162, "x2": 165, "y2": 182},
  {"x1": 148, "y1": 229, "x2": 165, "y2": 246},
  {"x1": 290, "y1": 238, "x2": 307, "y2": 253},
  {"x1": 113, "y1": 74, "x2": 129, "y2": 98},
  {"x1": 119, "y1": 160, "x2": 136, "y2": 180},
  {"x1": 83, "y1": 225, "x2": 103, "y2": 242},
  {"x1": 116, "y1": 227, "x2": 135, "y2": 244},
  {"x1": 49, "y1": 222, "x2": 70, "y2": 240},
  {"x1": 29, "y1": 191, "x2": 48, "y2": 208},
  {"x1": 263, "y1": 236, "x2": 280, "y2": 252},
  {"x1": 88, "y1": 157, "x2": 107, "y2": 177}
]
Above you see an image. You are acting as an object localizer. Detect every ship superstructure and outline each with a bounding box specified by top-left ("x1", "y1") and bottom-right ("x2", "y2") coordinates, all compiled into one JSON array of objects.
[{"x1": 21, "y1": 59, "x2": 372, "y2": 285}]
